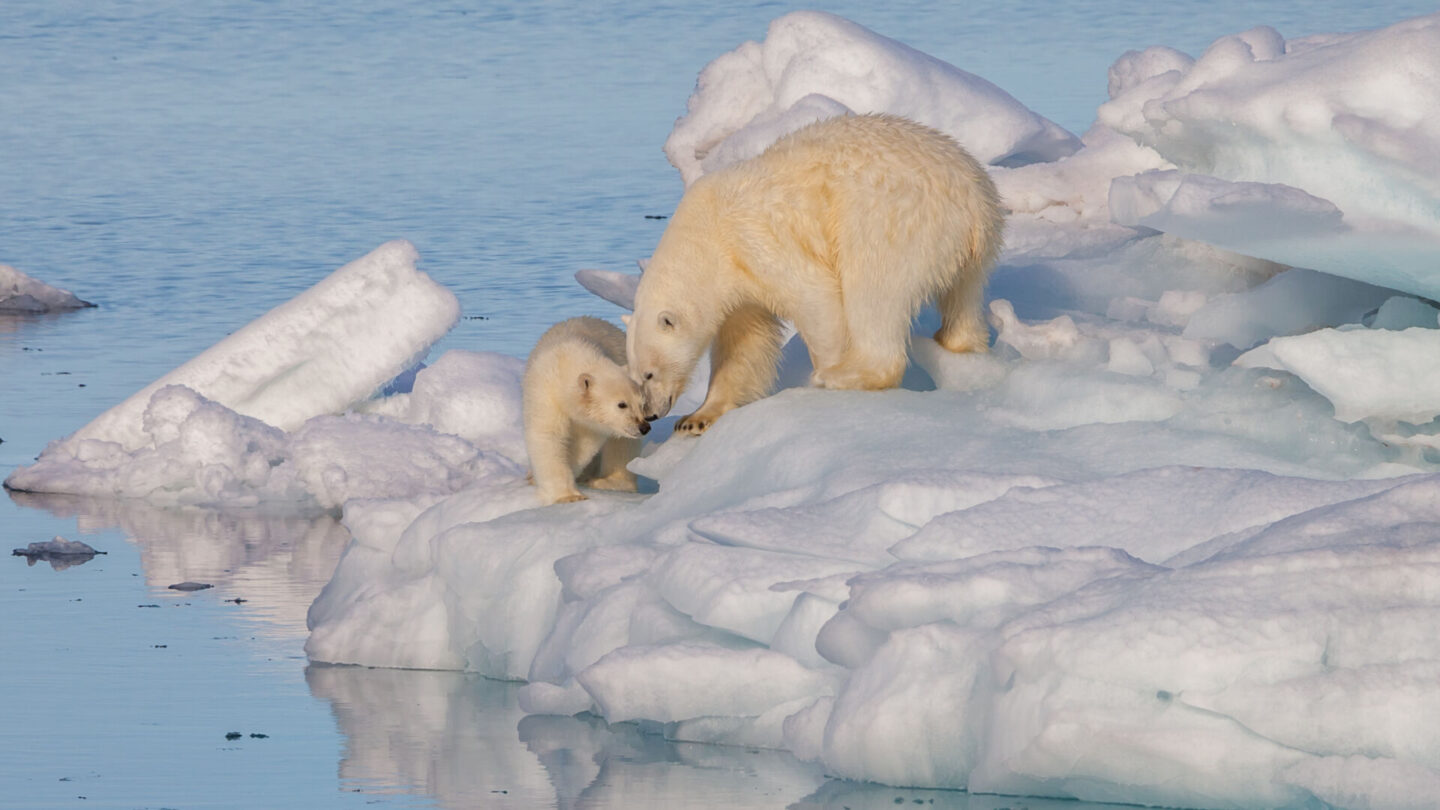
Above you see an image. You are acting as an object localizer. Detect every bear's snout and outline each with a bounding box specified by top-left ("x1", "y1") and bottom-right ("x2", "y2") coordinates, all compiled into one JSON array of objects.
[
  {"x1": 637, "y1": 420, "x2": 651, "y2": 436},
  {"x1": 644, "y1": 414, "x2": 658, "y2": 423}
]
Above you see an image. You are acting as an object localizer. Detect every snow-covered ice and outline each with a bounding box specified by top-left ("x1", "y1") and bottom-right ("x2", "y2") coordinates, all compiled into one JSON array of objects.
[
  {"x1": 43, "y1": 239, "x2": 457, "y2": 455},
  {"x1": 0, "y1": 263, "x2": 93, "y2": 312},
  {"x1": 663, "y1": 10, "x2": 1081, "y2": 186},
  {"x1": 1099, "y1": 15, "x2": 1440, "y2": 300},
  {"x1": 13, "y1": 11, "x2": 1440, "y2": 810}
]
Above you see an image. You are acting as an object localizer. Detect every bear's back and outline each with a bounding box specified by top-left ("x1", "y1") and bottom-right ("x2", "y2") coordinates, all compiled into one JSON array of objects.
[
  {"x1": 754, "y1": 114, "x2": 985, "y2": 187},
  {"x1": 529, "y1": 316, "x2": 627, "y2": 370}
]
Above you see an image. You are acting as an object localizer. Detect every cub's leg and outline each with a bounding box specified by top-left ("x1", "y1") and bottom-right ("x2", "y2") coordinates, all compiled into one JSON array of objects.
[
  {"x1": 933, "y1": 261, "x2": 990, "y2": 354},
  {"x1": 527, "y1": 418, "x2": 586, "y2": 504},
  {"x1": 676, "y1": 305, "x2": 786, "y2": 435},
  {"x1": 566, "y1": 426, "x2": 610, "y2": 482},
  {"x1": 587, "y1": 435, "x2": 642, "y2": 491}
]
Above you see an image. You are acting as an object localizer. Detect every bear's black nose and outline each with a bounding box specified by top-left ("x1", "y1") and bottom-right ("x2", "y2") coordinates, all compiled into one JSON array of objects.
[
  {"x1": 638, "y1": 421, "x2": 651, "y2": 435},
  {"x1": 644, "y1": 414, "x2": 658, "y2": 423}
]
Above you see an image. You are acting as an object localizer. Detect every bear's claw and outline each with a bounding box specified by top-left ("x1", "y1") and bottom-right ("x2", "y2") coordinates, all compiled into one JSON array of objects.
[{"x1": 675, "y1": 414, "x2": 712, "y2": 435}]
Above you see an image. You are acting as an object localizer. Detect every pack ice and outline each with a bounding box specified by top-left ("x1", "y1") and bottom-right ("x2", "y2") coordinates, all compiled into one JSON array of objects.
[{"x1": 13, "y1": 11, "x2": 1440, "y2": 810}]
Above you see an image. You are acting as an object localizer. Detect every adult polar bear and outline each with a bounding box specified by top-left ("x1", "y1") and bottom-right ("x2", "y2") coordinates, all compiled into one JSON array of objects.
[{"x1": 626, "y1": 113, "x2": 1004, "y2": 434}]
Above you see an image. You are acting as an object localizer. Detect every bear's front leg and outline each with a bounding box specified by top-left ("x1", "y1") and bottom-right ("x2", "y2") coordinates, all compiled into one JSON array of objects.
[
  {"x1": 527, "y1": 420, "x2": 587, "y2": 505},
  {"x1": 676, "y1": 305, "x2": 786, "y2": 435},
  {"x1": 587, "y1": 435, "x2": 641, "y2": 491}
]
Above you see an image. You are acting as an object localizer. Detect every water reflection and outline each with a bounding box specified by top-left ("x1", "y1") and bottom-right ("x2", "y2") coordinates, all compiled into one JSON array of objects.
[
  {"x1": 308, "y1": 664, "x2": 832, "y2": 809},
  {"x1": 309, "y1": 664, "x2": 1138, "y2": 810},
  {"x1": 10, "y1": 490, "x2": 350, "y2": 636},
  {"x1": 11, "y1": 489, "x2": 1139, "y2": 810}
]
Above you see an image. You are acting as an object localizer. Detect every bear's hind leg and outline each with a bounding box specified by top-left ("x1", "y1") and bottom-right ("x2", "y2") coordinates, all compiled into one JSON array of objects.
[
  {"x1": 676, "y1": 305, "x2": 786, "y2": 435},
  {"x1": 933, "y1": 268, "x2": 990, "y2": 354},
  {"x1": 820, "y1": 268, "x2": 911, "y2": 390}
]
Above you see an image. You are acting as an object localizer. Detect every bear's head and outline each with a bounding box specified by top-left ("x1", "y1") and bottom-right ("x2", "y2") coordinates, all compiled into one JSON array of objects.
[
  {"x1": 576, "y1": 363, "x2": 651, "y2": 439},
  {"x1": 623, "y1": 307, "x2": 706, "y2": 421}
]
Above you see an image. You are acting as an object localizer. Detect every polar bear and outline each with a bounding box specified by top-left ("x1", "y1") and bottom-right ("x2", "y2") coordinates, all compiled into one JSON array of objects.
[
  {"x1": 523, "y1": 317, "x2": 650, "y2": 504},
  {"x1": 626, "y1": 113, "x2": 1004, "y2": 434}
]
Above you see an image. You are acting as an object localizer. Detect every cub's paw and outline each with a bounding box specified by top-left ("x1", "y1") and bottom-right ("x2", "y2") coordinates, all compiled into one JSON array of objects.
[
  {"x1": 588, "y1": 474, "x2": 638, "y2": 492},
  {"x1": 547, "y1": 491, "x2": 587, "y2": 505}
]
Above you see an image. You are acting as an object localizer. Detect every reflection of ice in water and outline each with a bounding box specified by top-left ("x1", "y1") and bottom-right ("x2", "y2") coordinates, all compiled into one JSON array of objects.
[
  {"x1": 10, "y1": 491, "x2": 351, "y2": 639},
  {"x1": 306, "y1": 665, "x2": 558, "y2": 807},
  {"x1": 308, "y1": 663, "x2": 1138, "y2": 810}
]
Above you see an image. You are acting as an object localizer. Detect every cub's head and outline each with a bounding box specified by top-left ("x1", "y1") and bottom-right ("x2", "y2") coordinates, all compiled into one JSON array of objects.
[
  {"x1": 577, "y1": 363, "x2": 650, "y2": 438},
  {"x1": 622, "y1": 307, "x2": 704, "y2": 421}
]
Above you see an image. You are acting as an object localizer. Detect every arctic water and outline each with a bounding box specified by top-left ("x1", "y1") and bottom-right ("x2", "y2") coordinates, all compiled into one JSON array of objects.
[{"x1": 2, "y1": 2, "x2": 1433, "y2": 808}]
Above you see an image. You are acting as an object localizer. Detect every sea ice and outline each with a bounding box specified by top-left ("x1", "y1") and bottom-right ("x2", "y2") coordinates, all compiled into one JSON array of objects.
[
  {"x1": 51, "y1": 240, "x2": 457, "y2": 454},
  {"x1": 15, "y1": 10, "x2": 1440, "y2": 810},
  {"x1": 663, "y1": 10, "x2": 1080, "y2": 186},
  {"x1": 1098, "y1": 15, "x2": 1440, "y2": 299},
  {"x1": 1236, "y1": 326, "x2": 1440, "y2": 424},
  {"x1": 11, "y1": 536, "x2": 104, "y2": 569},
  {"x1": 0, "y1": 263, "x2": 93, "y2": 312}
]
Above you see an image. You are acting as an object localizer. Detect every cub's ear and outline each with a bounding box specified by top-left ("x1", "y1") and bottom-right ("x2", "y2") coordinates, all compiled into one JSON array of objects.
[
  {"x1": 578, "y1": 372, "x2": 593, "y2": 394},
  {"x1": 658, "y1": 311, "x2": 676, "y2": 331},
  {"x1": 620, "y1": 313, "x2": 632, "y2": 327}
]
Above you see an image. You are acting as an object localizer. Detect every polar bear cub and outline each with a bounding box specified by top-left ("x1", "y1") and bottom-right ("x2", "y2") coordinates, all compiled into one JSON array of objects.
[
  {"x1": 626, "y1": 113, "x2": 1004, "y2": 435},
  {"x1": 524, "y1": 317, "x2": 650, "y2": 504}
]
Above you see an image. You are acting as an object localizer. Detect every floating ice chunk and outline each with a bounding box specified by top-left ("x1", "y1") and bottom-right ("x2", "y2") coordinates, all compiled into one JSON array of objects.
[
  {"x1": 665, "y1": 10, "x2": 1079, "y2": 186},
  {"x1": 0, "y1": 263, "x2": 94, "y2": 312},
  {"x1": 573, "y1": 268, "x2": 640, "y2": 311},
  {"x1": 1237, "y1": 327, "x2": 1440, "y2": 423},
  {"x1": 12, "y1": 535, "x2": 103, "y2": 558},
  {"x1": 58, "y1": 240, "x2": 457, "y2": 454},
  {"x1": 1185, "y1": 267, "x2": 1400, "y2": 350},
  {"x1": 12, "y1": 536, "x2": 104, "y2": 569}
]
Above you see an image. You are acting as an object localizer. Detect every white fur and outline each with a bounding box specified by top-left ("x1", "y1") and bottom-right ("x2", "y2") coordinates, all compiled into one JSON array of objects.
[
  {"x1": 627, "y1": 114, "x2": 1005, "y2": 434},
  {"x1": 523, "y1": 317, "x2": 649, "y2": 504}
]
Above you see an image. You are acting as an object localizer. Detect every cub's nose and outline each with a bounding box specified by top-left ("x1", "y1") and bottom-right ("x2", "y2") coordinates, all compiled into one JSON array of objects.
[
  {"x1": 644, "y1": 414, "x2": 659, "y2": 423},
  {"x1": 638, "y1": 421, "x2": 651, "y2": 435}
]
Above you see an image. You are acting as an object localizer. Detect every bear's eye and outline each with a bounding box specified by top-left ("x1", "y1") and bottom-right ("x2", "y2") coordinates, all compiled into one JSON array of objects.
[
  {"x1": 617, "y1": 402, "x2": 628, "y2": 409},
  {"x1": 644, "y1": 372, "x2": 654, "y2": 381}
]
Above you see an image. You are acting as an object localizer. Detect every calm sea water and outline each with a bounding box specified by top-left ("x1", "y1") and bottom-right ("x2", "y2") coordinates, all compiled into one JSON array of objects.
[{"x1": 2, "y1": 2, "x2": 1433, "y2": 808}]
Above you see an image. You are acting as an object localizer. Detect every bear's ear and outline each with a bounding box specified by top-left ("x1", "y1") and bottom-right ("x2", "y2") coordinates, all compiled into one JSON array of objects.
[
  {"x1": 578, "y1": 372, "x2": 593, "y2": 394},
  {"x1": 658, "y1": 311, "x2": 676, "y2": 332},
  {"x1": 620, "y1": 313, "x2": 632, "y2": 327}
]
